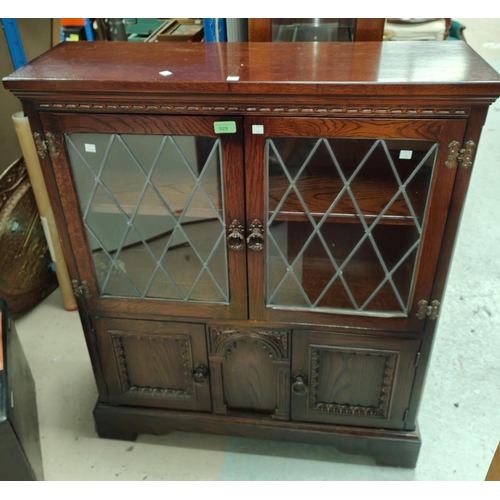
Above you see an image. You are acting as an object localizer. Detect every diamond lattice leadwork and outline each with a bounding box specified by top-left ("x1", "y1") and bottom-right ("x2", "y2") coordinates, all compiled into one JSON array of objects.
[
  {"x1": 266, "y1": 137, "x2": 438, "y2": 314},
  {"x1": 66, "y1": 133, "x2": 228, "y2": 303}
]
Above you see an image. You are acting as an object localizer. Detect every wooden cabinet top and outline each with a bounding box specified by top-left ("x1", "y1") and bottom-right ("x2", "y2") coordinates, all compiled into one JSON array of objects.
[{"x1": 4, "y1": 41, "x2": 500, "y2": 99}]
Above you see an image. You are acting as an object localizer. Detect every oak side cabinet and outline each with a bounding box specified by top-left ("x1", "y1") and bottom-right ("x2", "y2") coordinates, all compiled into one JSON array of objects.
[{"x1": 4, "y1": 41, "x2": 500, "y2": 468}]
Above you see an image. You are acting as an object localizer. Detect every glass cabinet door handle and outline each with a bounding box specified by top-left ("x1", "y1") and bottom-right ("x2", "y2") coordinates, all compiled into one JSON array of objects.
[
  {"x1": 227, "y1": 220, "x2": 245, "y2": 251},
  {"x1": 247, "y1": 219, "x2": 265, "y2": 251}
]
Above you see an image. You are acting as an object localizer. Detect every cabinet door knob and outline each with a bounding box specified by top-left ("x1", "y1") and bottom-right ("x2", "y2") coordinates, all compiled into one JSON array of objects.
[
  {"x1": 247, "y1": 219, "x2": 265, "y2": 251},
  {"x1": 227, "y1": 220, "x2": 245, "y2": 251},
  {"x1": 193, "y1": 366, "x2": 208, "y2": 386},
  {"x1": 291, "y1": 374, "x2": 308, "y2": 396}
]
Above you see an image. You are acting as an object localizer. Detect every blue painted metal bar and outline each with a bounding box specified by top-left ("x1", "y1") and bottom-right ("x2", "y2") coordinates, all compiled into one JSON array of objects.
[
  {"x1": 83, "y1": 18, "x2": 94, "y2": 41},
  {"x1": 203, "y1": 18, "x2": 227, "y2": 42},
  {"x1": 1, "y1": 18, "x2": 27, "y2": 69}
]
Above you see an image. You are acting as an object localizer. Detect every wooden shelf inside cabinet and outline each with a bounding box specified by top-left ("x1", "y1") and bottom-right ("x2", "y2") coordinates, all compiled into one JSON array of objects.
[
  {"x1": 270, "y1": 212, "x2": 417, "y2": 226},
  {"x1": 268, "y1": 170, "x2": 430, "y2": 226},
  {"x1": 266, "y1": 127, "x2": 437, "y2": 228},
  {"x1": 86, "y1": 171, "x2": 222, "y2": 219}
]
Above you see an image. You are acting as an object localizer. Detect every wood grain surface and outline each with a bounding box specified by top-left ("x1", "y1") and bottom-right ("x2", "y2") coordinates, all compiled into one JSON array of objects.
[{"x1": 4, "y1": 42, "x2": 500, "y2": 97}]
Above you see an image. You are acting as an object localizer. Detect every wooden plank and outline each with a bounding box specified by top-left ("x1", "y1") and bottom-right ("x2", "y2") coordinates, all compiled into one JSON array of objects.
[
  {"x1": 354, "y1": 19, "x2": 386, "y2": 41},
  {"x1": 248, "y1": 19, "x2": 272, "y2": 42}
]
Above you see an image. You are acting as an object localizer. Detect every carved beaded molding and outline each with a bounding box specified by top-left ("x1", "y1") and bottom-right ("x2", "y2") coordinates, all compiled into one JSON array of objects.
[
  {"x1": 309, "y1": 346, "x2": 398, "y2": 419},
  {"x1": 36, "y1": 101, "x2": 470, "y2": 116},
  {"x1": 209, "y1": 327, "x2": 289, "y2": 360},
  {"x1": 111, "y1": 331, "x2": 194, "y2": 399}
]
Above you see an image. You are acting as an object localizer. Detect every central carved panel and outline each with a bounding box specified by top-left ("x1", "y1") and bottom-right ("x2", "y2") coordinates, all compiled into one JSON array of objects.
[{"x1": 208, "y1": 326, "x2": 290, "y2": 419}]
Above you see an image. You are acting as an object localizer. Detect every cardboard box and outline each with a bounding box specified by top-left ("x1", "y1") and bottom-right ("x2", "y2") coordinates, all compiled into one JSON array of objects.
[{"x1": 156, "y1": 19, "x2": 204, "y2": 42}]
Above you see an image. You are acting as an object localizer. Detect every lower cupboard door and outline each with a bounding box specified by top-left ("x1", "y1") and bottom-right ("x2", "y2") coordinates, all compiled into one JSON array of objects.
[
  {"x1": 207, "y1": 326, "x2": 291, "y2": 420},
  {"x1": 291, "y1": 330, "x2": 420, "y2": 430},
  {"x1": 94, "y1": 317, "x2": 211, "y2": 411}
]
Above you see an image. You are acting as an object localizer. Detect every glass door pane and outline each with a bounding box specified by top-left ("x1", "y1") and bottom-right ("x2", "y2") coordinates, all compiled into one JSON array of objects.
[
  {"x1": 66, "y1": 132, "x2": 228, "y2": 304},
  {"x1": 266, "y1": 136, "x2": 438, "y2": 316}
]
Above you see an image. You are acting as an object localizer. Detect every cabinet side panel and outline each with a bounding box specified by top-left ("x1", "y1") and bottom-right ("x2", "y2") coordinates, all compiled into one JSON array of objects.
[
  {"x1": 405, "y1": 106, "x2": 490, "y2": 429},
  {"x1": 24, "y1": 103, "x2": 109, "y2": 399}
]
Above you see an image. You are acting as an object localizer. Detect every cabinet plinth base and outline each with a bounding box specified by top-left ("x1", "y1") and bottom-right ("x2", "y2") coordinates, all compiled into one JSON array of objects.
[{"x1": 93, "y1": 402, "x2": 421, "y2": 468}]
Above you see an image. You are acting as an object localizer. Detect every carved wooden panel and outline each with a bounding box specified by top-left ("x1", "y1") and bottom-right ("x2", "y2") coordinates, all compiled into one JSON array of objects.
[
  {"x1": 209, "y1": 326, "x2": 288, "y2": 359},
  {"x1": 291, "y1": 330, "x2": 420, "y2": 430},
  {"x1": 308, "y1": 346, "x2": 398, "y2": 418},
  {"x1": 110, "y1": 332, "x2": 194, "y2": 400},
  {"x1": 94, "y1": 318, "x2": 211, "y2": 411},
  {"x1": 208, "y1": 326, "x2": 290, "y2": 419}
]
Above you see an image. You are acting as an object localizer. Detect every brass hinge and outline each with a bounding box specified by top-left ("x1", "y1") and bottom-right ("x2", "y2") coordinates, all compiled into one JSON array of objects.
[
  {"x1": 445, "y1": 141, "x2": 460, "y2": 168},
  {"x1": 46, "y1": 132, "x2": 60, "y2": 158},
  {"x1": 71, "y1": 279, "x2": 92, "y2": 299},
  {"x1": 416, "y1": 299, "x2": 440, "y2": 320},
  {"x1": 446, "y1": 140, "x2": 476, "y2": 169},
  {"x1": 458, "y1": 140, "x2": 476, "y2": 169},
  {"x1": 33, "y1": 132, "x2": 60, "y2": 159},
  {"x1": 33, "y1": 132, "x2": 47, "y2": 159}
]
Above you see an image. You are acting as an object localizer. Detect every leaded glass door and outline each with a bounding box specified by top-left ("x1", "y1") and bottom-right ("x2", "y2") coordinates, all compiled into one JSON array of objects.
[
  {"x1": 245, "y1": 117, "x2": 466, "y2": 331},
  {"x1": 41, "y1": 114, "x2": 247, "y2": 320}
]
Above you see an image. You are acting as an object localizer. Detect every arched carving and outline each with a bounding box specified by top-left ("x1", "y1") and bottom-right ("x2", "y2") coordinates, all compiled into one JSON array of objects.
[{"x1": 209, "y1": 327, "x2": 288, "y2": 360}]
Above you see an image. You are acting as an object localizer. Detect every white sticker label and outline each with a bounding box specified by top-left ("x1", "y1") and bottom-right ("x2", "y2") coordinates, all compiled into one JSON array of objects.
[
  {"x1": 399, "y1": 150, "x2": 413, "y2": 159},
  {"x1": 226, "y1": 75, "x2": 240, "y2": 81},
  {"x1": 85, "y1": 144, "x2": 96, "y2": 153},
  {"x1": 159, "y1": 70, "x2": 173, "y2": 76},
  {"x1": 252, "y1": 125, "x2": 264, "y2": 135}
]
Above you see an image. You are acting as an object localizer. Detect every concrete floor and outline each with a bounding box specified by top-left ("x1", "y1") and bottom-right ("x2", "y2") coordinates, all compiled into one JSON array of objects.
[{"x1": 14, "y1": 19, "x2": 500, "y2": 480}]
